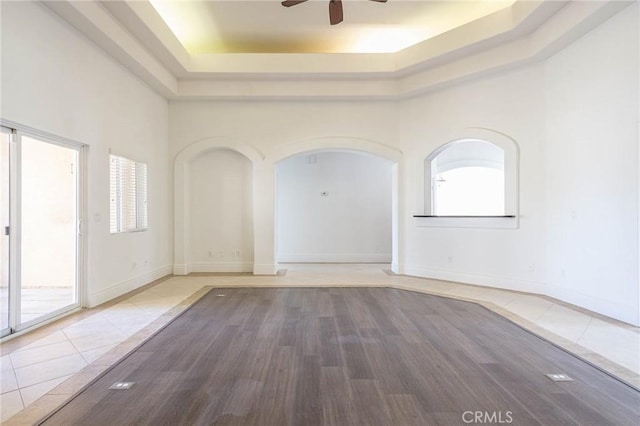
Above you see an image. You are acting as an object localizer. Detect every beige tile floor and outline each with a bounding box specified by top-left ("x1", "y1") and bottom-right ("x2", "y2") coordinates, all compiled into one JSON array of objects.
[
  {"x1": 1, "y1": 287, "x2": 76, "y2": 329},
  {"x1": 1, "y1": 264, "x2": 639, "y2": 423}
]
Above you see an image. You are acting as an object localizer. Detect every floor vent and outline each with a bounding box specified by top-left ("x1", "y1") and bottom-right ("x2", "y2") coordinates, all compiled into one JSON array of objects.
[
  {"x1": 109, "y1": 382, "x2": 136, "y2": 390},
  {"x1": 545, "y1": 373, "x2": 573, "y2": 382}
]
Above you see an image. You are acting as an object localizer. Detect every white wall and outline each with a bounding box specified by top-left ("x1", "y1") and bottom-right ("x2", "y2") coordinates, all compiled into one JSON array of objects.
[
  {"x1": 6, "y1": 1, "x2": 634, "y2": 325},
  {"x1": 398, "y1": 4, "x2": 639, "y2": 325},
  {"x1": 399, "y1": 65, "x2": 548, "y2": 293},
  {"x1": 169, "y1": 102, "x2": 399, "y2": 158},
  {"x1": 167, "y1": 4, "x2": 639, "y2": 325},
  {"x1": 189, "y1": 149, "x2": 253, "y2": 272},
  {"x1": 543, "y1": 3, "x2": 639, "y2": 325},
  {"x1": 169, "y1": 101, "x2": 400, "y2": 275},
  {"x1": 0, "y1": 1, "x2": 172, "y2": 306},
  {"x1": 277, "y1": 151, "x2": 392, "y2": 262}
]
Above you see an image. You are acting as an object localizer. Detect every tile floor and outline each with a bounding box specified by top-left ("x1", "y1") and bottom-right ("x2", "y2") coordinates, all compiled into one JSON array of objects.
[
  {"x1": 1, "y1": 264, "x2": 639, "y2": 424},
  {"x1": 1, "y1": 287, "x2": 76, "y2": 329}
]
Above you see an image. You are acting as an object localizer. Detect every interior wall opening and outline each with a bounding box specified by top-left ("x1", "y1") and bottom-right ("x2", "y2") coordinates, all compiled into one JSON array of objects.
[
  {"x1": 276, "y1": 150, "x2": 393, "y2": 264},
  {"x1": 429, "y1": 139, "x2": 505, "y2": 216}
]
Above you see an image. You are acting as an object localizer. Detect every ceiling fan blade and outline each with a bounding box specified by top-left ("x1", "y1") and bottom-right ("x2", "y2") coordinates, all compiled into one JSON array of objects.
[
  {"x1": 329, "y1": 0, "x2": 343, "y2": 25},
  {"x1": 281, "y1": 0, "x2": 308, "y2": 7}
]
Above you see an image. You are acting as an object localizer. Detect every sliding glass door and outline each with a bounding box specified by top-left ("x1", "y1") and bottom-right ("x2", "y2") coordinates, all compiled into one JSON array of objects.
[
  {"x1": 1, "y1": 125, "x2": 83, "y2": 337},
  {"x1": 1, "y1": 128, "x2": 12, "y2": 336}
]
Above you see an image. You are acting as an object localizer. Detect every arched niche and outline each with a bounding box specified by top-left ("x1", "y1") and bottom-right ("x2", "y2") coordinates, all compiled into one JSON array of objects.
[{"x1": 173, "y1": 137, "x2": 263, "y2": 275}]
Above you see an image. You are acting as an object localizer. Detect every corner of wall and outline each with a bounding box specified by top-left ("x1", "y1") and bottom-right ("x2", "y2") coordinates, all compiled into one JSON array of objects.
[{"x1": 253, "y1": 263, "x2": 278, "y2": 275}]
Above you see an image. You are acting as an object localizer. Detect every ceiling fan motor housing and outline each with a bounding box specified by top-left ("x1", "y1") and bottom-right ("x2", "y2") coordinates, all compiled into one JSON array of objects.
[{"x1": 282, "y1": 0, "x2": 388, "y2": 26}]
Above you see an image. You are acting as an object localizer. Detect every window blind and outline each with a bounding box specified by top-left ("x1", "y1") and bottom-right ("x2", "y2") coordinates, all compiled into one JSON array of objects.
[{"x1": 109, "y1": 154, "x2": 148, "y2": 233}]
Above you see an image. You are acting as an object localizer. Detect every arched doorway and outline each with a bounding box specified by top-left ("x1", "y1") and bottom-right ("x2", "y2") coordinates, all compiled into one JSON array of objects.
[
  {"x1": 174, "y1": 137, "x2": 403, "y2": 275},
  {"x1": 271, "y1": 137, "x2": 403, "y2": 272},
  {"x1": 277, "y1": 150, "x2": 393, "y2": 263}
]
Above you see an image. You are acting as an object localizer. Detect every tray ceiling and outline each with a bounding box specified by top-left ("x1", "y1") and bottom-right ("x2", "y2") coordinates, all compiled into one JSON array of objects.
[
  {"x1": 149, "y1": 0, "x2": 516, "y2": 54},
  {"x1": 41, "y1": 0, "x2": 630, "y2": 99}
]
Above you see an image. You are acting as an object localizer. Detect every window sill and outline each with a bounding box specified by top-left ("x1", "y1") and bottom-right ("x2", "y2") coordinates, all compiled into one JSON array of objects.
[{"x1": 412, "y1": 215, "x2": 519, "y2": 229}]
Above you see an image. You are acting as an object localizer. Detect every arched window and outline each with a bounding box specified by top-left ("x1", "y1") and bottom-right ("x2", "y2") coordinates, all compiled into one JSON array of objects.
[
  {"x1": 430, "y1": 140, "x2": 504, "y2": 216},
  {"x1": 421, "y1": 129, "x2": 519, "y2": 227}
]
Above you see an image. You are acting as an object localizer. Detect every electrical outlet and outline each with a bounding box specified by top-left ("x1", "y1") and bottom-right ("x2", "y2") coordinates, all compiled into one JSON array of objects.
[
  {"x1": 527, "y1": 263, "x2": 535, "y2": 272},
  {"x1": 132, "y1": 262, "x2": 137, "y2": 270},
  {"x1": 208, "y1": 251, "x2": 213, "y2": 257},
  {"x1": 447, "y1": 256, "x2": 453, "y2": 263},
  {"x1": 232, "y1": 250, "x2": 240, "y2": 257}
]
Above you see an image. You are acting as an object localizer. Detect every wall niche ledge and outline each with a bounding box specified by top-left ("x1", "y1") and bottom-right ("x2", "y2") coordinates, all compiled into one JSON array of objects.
[{"x1": 413, "y1": 215, "x2": 519, "y2": 229}]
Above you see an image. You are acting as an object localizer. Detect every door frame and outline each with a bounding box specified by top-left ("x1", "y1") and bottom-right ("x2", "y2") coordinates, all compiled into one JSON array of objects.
[
  {"x1": 1, "y1": 125, "x2": 17, "y2": 337},
  {"x1": 0, "y1": 119, "x2": 87, "y2": 337}
]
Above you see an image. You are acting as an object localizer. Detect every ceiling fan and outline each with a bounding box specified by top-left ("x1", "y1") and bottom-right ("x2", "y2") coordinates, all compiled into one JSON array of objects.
[{"x1": 282, "y1": 0, "x2": 388, "y2": 26}]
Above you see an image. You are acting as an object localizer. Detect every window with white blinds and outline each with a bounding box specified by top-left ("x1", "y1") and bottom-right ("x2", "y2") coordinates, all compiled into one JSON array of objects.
[{"x1": 109, "y1": 154, "x2": 148, "y2": 233}]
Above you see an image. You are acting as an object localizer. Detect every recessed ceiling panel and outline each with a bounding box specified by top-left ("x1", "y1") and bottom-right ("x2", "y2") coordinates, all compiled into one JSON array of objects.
[{"x1": 149, "y1": 0, "x2": 516, "y2": 54}]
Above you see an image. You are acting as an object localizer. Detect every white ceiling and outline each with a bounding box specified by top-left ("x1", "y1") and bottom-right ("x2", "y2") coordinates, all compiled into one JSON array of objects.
[
  {"x1": 148, "y1": 0, "x2": 516, "y2": 54},
  {"x1": 43, "y1": 1, "x2": 629, "y2": 99}
]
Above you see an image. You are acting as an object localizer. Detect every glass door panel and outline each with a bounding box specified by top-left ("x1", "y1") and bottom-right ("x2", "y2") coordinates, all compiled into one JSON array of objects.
[
  {"x1": 18, "y1": 136, "x2": 78, "y2": 328},
  {"x1": 0, "y1": 128, "x2": 11, "y2": 336},
  {"x1": 0, "y1": 127, "x2": 81, "y2": 338}
]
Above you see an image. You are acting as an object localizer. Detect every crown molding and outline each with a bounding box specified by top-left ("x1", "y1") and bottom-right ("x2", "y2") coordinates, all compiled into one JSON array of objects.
[{"x1": 43, "y1": 0, "x2": 633, "y2": 100}]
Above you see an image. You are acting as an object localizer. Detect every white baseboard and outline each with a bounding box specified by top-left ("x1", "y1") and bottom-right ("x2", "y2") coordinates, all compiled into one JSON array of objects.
[
  {"x1": 548, "y1": 285, "x2": 640, "y2": 327},
  {"x1": 190, "y1": 262, "x2": 253, "y2": 273},
  {"x1": 403, "y1": 264, "x2": 640, "y2": 326},
  {"x1": 278, "y1": 253, "x2": 392, "y2": 263},
  {"x1": 253, "y1": 263, "x2": 278, "y2": 275},
  {"x1": 177, "y1": 262, "x2": 281, "y2": 275},
  {"x1": 86, "y1": 262, "x2": 640, "y2": 327},
  {"x1": 173, "y1": 263, "x2": 189, "y2": 275},
  {"x1": 86, "y1": 264, "x2": 172, "y2": 307},
  {"x1": 403, "y1": 265, "x2": 547, "y2": 295}
]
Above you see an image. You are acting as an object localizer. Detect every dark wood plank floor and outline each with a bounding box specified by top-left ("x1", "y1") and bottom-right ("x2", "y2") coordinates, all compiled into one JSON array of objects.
[{"x1": 41, "y1": 288, "x2": 640, "y2": 425}]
